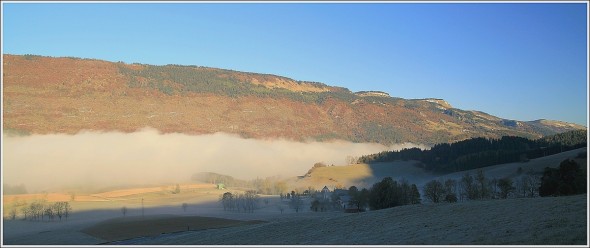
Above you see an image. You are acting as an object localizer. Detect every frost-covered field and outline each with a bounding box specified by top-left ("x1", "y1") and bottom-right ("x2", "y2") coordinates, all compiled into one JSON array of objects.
[
  {"x1": 3, "y1": 188, "x2": 587, "y2": 245},
  {"x1": 3, "y1": 148, "x2": 587, "y2": 245},
  {"x1": 109, "y1": 194, "x2": 587, "y2": 245}
]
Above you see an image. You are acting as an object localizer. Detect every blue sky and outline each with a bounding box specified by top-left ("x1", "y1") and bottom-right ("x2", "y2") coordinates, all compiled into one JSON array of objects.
[{"x1": 2, "y1": 2, "x2": 588, "y2": 126}]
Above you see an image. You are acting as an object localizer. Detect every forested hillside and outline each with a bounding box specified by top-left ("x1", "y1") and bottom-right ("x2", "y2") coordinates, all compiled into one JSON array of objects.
[{"x1": 358, "y1": 130, "x2": 588, "y2": 173}]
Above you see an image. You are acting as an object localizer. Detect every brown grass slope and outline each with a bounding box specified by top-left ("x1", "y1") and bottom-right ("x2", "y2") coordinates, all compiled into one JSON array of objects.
[
  {"x1": 2, "y1": 54, "x2": 585, "y2": 145},
  {"x1": 287, "y1": 147, "x2": 586, "y2": 192},
  {"x1": 107, "y1": 194, "x2": 587, "y2": 245}
]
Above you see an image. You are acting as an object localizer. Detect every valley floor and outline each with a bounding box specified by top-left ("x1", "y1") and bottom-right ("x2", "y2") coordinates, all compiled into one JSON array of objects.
[
  {"x1": 2, "y1": 148, "x2": 587, "y2": 245},
  {"x1": 107, "y1": 194, "x2": 588, "y2": 245},
  {"x1": 5, "y1": 194, "x2": 582, "y2": 246}
]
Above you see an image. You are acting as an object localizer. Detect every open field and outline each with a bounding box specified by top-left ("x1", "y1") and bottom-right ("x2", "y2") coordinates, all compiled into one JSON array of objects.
[
  {"x1": 3, "y1": 183, "x2": 220, "y2": 213},
  {"x1": 2, "y1": 183, "x2": 229, "y2": 245},
  {"x1": 4, "y1": 192, "x2": 586, "y2": 245},
  {"x1": 2, "y1": 191, "x2": 294, "y2": 245},
  {"x1": 81, "y1": 215, "x2": 265, "y2": 242},
  {"x1": 109, "y1": 194, "x2": 587, "y2": 245}
]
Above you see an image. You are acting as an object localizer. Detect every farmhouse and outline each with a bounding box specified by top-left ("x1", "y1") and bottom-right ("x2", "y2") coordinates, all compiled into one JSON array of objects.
[
  {"x1": 331, "y1": 189, "x2": 351, "y2": 210},
  {"x1": 321, "y1": 186, "x2": 330, "y2": 200}
]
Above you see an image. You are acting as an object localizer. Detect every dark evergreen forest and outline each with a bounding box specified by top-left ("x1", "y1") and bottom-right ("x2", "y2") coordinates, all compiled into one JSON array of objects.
[{"x1": 358, "y1": 130, "x2": 587, "y2": 173}]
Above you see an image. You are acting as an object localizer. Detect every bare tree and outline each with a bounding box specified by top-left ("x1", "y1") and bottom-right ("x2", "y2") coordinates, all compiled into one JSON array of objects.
[
  {"x1": 277, "y1": 204, "x2": 285, "y2": 214},
  {"x1": 22, "y1": 205, "x2": 30, "y2": 220},
  {"x1": 476, "y1": 169, "x2": 489, "y2": 199},
  {"x1": 8, "y1": 201, "x2": 21, "y2": 220},
  {"x1": 243, "y1": 190, "x2": 259, "y2": 213},
  {"x1": 516, "y1": 176, "x2": 526, "y2": 198},
  {"x1": 490, "y1": 178, "x2": 499, "y2": 199},
  {"x1": 9, "y1": 207, "x2": 17, "y2": 220},
  {"x1": 461, "y1": 173, "x2": 478, "y2": 200},
  {"x1": 221, "y1": 192, "x2": 234, "y2": 211},
  {"x1": 44, "y1": 207, "x2": 53, "y2": 221},
  {"x1": 516, "y1": 173, "x2": 540, "y2": 198},
  {"x1": 53, "y1": 202, "x2": 64, "y2": 221},
  {"x1": 29, "y1": 200, "x2": 45, "y2": 221},
  {"x1": 443, "y1": 179, "x2": 458, "y2": 202},
  {"x1": 498, "y1": 177, "x2": 515, "y2": 199},
  {"x1": 63, "y1": 202, "x2": 72, "y2": 220},
  {"x1": 220, "y1": 191, "x2": 259, "y2": 213},
  {"x1": 290, "y1": 194, "x2": 304, "y2": 212},
  {"x1": 521, "y1": 173, "x2": 541, "y2": 197},
  {"x1": 345, "y1": 155, "x2": 358, "y2": 165},
  {"x1": 423, "y1": 180, "x2": 446, "y2": 203}
]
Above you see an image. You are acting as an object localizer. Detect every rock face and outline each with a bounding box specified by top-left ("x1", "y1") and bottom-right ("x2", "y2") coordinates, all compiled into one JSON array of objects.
[
  {"x1": 2, "y1": 54, "x2": 585, "y2": 145},
  {"x1": 355, "y1": 91, "x2": 391, "y2": 98}
]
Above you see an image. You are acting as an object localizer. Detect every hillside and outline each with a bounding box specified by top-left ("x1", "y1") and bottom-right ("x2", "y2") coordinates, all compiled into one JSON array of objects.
[
  {"x1": 291, "y1": 147, "x2": 586, "y2": 191},
  {"x1": 2, "y1": 54, "x2": 586, "y2": 145},
  {"x1": 108, "y1": 194, "x2": 587, "y2": 245},
  {"x1": 357, "y1": 129, "x2": 587, "y2": 173}
]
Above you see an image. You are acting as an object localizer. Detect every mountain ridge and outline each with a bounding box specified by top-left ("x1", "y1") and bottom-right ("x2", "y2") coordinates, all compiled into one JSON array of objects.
[{"x1": 2, "y1": 54, "x2": 586, "y2": 145}]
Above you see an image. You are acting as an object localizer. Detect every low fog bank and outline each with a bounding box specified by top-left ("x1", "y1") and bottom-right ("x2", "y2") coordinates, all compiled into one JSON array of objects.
[{"x1": 2, "y1": 128, "x2": 426, "y2": 193}]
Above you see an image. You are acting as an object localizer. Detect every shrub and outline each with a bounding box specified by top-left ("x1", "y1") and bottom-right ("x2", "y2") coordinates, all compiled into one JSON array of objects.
[{"x1": 444, "y1": 193, "x2": 458, "y2": 203}]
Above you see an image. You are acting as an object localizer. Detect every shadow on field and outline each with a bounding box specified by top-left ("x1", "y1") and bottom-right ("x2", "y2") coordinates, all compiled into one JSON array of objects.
[
  {"x1": 350, "y1": 147, "x2": 587, "y2": 190},
  {"x1": 2, "y1": 197, "x2": 269, "y2": 245},
  {"x1": 83, "y1": 215, "x2": 266, "y2": 243},
  {"x1": 348, "y1": 161, "x2": 436, "y2": 189}
]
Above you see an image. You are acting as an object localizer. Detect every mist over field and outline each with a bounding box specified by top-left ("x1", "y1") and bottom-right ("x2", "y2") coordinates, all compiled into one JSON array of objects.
[{"x1": 2, "y1": 127, "x2": 426, "y2": 193}]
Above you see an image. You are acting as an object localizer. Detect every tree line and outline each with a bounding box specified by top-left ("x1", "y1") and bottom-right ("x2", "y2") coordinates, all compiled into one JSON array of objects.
[
  {"x1": 421, "y1": 169, "x2": 527, "y2": 203},
  {"x1": 219, "y1": 191, "x2": 260, "y2": 213},
  {"x1": 358, "y1": 130, "x2": 587, "y2": 173},
  {"x1": 332, "y1": 177, "x2": 421, "y2": 212},
  {"x1": 8, "y1": 199, "x2": 72, "y2": 222},
  {"x1": 421, "y1": 156, "x2": 586, "y2": 203},
  {"x1": 366, "y1": 178, "x2": 421, "y2": 210}
]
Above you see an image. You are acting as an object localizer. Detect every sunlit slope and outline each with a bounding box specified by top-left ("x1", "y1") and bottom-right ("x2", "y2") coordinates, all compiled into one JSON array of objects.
[
  {"x1": 2, "y1": 183, "x2": 221, "y2": 216},
  {"x1": 291, "y1": 147, "x2": 586, "y2": 190},
  {"x1": 288, "y1": 161, "x2": 435, "y2": 190},
  {"x1": 3, "y1": 54, "x2": 585, "y2": 145}
]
